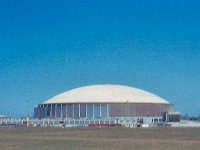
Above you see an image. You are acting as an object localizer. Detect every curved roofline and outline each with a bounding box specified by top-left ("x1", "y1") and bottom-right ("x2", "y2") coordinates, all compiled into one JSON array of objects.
[{"x1": 42, "y1": 84, "x2": 170, "y2": 104}]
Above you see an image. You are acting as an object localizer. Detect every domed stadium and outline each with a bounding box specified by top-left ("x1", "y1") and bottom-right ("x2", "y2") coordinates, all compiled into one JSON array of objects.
[{"x1": 34, "y1": 85, "x2": 179, "y2": 125}]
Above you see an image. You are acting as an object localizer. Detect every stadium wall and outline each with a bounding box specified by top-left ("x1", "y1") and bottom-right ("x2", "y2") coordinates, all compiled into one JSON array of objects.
[{"x1": 34, "y1": 103, "x2": 173, "y2": 119}]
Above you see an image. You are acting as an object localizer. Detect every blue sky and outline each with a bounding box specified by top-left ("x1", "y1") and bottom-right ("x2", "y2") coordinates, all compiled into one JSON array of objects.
[{"x1": 0, "y1": 0, "x2": 200, "y2": 117}]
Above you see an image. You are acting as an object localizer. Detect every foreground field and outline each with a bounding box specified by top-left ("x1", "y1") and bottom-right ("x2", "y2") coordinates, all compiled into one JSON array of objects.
[{"x1": 0, "y1": 127, "x2": 200, "y2": 150}]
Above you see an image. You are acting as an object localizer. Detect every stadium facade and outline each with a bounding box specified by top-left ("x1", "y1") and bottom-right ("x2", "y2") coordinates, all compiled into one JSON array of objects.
[{"x1": 34, "y1": 85, "x2": 180, "y2": 126}]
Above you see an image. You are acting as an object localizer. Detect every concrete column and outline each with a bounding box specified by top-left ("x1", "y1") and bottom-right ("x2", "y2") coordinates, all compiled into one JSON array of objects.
[
  {"x1": 45, "y1": 104, "x2": 48, "y2": 118},
  {"x1": 55, "y1": 104, "x2": 57, "y2": 118},
  {"x1": 93, "y1": 104, "x2": 94, "y2": 119},
  {"x1": 72, "y1": 104, "x2": 74, "y2": 118},
  {"x1": 107, "y1": 104, "x2": 109, "y2": 118},
  {"x1": 100, "y1": 104, "x2": 102, "y2": 118},
  {"x1": 78, "y1": 104, "x2": 80, "y2": 118},
  {"x1": 50, "y1": 104, "x2": 52, "y2": 118},
  {"x1": 66, "y1": 104, "x2": 68, "y2": 119},
  {"x1": 61, "y1": 104, "x2": 63, "y2": 118},
  {"x1": 166, "y1": 113, "x2": 168, "y2": 122},
  {"x1": 86, "y1": 104, "x2": 87, "y2": 119}
]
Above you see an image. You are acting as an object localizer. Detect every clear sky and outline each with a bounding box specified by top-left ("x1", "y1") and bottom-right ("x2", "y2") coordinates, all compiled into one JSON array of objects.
[{"x1": 0, "y1": 0, "x2": 200, "y2": 117}]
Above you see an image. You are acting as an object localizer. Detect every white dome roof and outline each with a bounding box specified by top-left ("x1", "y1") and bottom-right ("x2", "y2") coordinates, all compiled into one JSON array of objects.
[{"x1": 43, "y1": 84, "x2": 169, "y2": 104}]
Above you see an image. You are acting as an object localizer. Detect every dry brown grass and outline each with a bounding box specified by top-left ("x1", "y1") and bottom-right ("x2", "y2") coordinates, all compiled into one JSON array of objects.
[{"x1": 0, "y1": 127, "x2": 200, "y2": 150}]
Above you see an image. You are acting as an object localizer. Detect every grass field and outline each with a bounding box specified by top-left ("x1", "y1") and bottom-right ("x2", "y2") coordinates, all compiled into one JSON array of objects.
[{"x1": 0, "y1": 127, "x2": 200, "y2": 150}]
